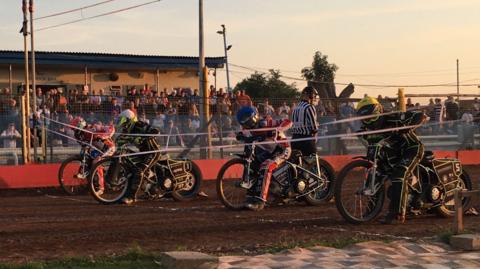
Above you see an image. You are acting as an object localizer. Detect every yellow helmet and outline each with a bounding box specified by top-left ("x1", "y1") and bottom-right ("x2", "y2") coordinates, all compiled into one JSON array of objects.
[
  {"x1": 116, "y1": 109, "x2": 138, "y2": 132},
  {"x1": 356, "y1": 96, "x2": 383, "y2": 124}
]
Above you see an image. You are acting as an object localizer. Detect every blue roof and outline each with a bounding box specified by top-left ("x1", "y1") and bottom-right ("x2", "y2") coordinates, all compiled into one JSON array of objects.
[{"x1": 0, "y1": 50, "x2": 225, "y2": 70}]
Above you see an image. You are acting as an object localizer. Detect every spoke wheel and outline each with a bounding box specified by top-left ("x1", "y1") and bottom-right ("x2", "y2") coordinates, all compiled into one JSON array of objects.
[
  {"x1": 88, "y1": 158, "x2": 130, "y2": 204},
  {"x1": 216, "y1": 159, "x2": 252, "y2": 210},
  {"x1": 436, "y1": 171, "x2": 473, "y2": 217},
  {"x1": 334, "y1": 160, "x2": 385, "y2": 224},
  {"x1": 58, "y1": 155, "x2": 89, "y2": 195}
]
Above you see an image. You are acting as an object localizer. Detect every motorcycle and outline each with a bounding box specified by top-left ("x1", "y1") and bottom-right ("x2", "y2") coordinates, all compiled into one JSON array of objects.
[
  {"x1": 58, "y1": 145, "x2": 95, "y2": 195},
  {"x1": 334, "y1": 143, "x2": 473, "y2": 224},
  {"x1": 88, "y1": 145, "x2": 203, "y2": 204},
  {"x1": 216, "y1": 136, "x2": 335, "y2": 210}
]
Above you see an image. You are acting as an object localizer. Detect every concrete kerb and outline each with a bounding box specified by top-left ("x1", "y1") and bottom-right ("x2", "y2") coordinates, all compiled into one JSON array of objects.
[
  {"x1": 158, "y1": 251, "x2": 218, "y2": 269},
  {"x1": 450, "y1": 234, "x2": 480, "y2": 251}
]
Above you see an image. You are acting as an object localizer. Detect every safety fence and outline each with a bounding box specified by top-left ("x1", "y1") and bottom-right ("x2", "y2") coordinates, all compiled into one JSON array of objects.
[{"x1": 1, "y1": 92, "x2": 480, "y2": 165}]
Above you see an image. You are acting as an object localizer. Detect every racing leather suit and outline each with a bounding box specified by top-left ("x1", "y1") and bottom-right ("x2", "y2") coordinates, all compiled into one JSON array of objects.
[
  {"x1": 116, "y1": 121, "x2": 162, "y2": 199},
  {"x1": 238, "y1": 116, "x2": 293, "y2": 202},
  {"x1": 74, "y1": 123, "x2": 115, "y2": 189},
  {"x1": 361, "y1": 111, "x2": 426, "y2": 218}
]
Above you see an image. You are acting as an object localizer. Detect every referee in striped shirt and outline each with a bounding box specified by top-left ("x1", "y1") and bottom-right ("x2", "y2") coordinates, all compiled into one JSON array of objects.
[{"x1": 291, "y1": 86, "x2": 318, "y2": 156}]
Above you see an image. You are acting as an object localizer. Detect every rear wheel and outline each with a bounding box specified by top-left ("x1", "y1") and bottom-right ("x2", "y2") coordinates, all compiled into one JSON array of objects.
[
  {"x1": 216, "y1": 159, "x2": 252, "y2": 210},
  {"x1": 334, "y1": 160, "x2": 385, "y2": 224},
  {"x1": 58, "y1": 155, "x2": 89, "y2": 195},
  {"x1": 304, "y1": 158, "x2": 336, "y2": 205},
  {"x1": 171, "y1": 162, "x2": 203, "y2": 201},
  {"x1": 436, "y1": 171, "x2": 473, "y2": 217},
  {"x1": 88, "y1": 158, "x2": 131, "y2": 204}
]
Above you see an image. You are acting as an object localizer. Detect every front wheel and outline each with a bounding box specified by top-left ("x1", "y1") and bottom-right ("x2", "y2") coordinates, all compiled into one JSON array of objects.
[
  {"x1": 58, "y1": 155, "x2": 89, "y2": 195},
  {"x1": 334, "y1": 160, "x2": 385, "y2": 224},
  {"x1": 171, "y1": 162, "x2": 203, "y2": 201},
  {"x1": 436, "y1": 171, "x2": 473, "y2": 217},
  {"x1": 304, "y1": 158, "x2": 336, "y2": 206},
  {"x1": 216, "y1": 159, "x2": 252, "y2": 210},
  {"x1": 88, "y1": 157, "x2": 131, "y2": 204}
]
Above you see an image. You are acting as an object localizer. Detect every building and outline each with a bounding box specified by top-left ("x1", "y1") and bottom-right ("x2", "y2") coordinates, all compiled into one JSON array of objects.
[{"x1": 0, "y1": 50, "x2": 225, "y2": 94}]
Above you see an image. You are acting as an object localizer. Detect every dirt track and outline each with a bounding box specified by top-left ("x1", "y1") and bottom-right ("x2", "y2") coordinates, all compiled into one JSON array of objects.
[{"x1": 0, "y1": 167, "x2": 479, "y2": 263}]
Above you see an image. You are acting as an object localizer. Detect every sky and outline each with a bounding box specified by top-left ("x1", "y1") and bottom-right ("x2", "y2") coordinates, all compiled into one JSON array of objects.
[{"x1": 1, "y1": 0, "x2": 480, "y2": 99}]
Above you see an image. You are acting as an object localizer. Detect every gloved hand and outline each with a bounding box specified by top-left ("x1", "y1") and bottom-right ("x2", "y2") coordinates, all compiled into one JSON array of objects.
[{"x1": 236, "y1": 132, "x2": 245, "y2": 141}]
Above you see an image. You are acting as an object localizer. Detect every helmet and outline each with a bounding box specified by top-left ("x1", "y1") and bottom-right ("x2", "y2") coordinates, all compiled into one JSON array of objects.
[
  {"x1": 116, "y1": 109, "x2": 137, "y2": 132},
  {"x1": 356, "y1": 96, "x2": 383, "y2": 124},
  {"x1": 70, "y1": 116, "x2": 86, "y2": 130},
  {"x1": 301, "y1": 86, "x2": 318, "y2": 99},
  {"x1": 236, "y1": 106, "x2": 258, "y2": 129}
]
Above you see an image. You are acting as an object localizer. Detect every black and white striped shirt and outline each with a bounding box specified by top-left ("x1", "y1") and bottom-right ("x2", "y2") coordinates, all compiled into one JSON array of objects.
[{"x1": 291, "y1": 100, "x2": 318, "y2": 135}]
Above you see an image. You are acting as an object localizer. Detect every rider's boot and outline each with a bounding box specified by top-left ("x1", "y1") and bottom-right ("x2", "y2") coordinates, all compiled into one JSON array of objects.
[
  {"x1": 380, "y1": 187, "x2": 405, "y2": 224},
  {"x1": 245, "y1": 197, "x2": 265, "y2": 211}
]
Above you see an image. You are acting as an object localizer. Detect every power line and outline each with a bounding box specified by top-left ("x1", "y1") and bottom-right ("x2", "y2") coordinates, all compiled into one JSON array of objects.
[
  {"x1": 35, "y1": 0, "x2": 118, "y2": 21},
  {"x1": 36, "y1": 0, "x2": 163, "y2": 32},
  {"x1": 230, "y1": 63, "x2": 480, "y2": 88}
]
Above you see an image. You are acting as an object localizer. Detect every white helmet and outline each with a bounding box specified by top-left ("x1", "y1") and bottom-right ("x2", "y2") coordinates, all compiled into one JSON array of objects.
[{"x1": 116, "y1": 109, "x2": 137, "y2": 131}]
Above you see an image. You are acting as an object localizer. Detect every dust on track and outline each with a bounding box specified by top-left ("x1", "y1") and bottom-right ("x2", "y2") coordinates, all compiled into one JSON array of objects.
[{"x1": 0, "y1": 167, "x2": 479, "y2": 263}]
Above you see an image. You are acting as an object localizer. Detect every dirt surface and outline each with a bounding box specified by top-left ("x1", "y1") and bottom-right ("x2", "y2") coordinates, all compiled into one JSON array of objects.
[{"x1": 0, "y1": 166, "x2": 479, "y2": 263}]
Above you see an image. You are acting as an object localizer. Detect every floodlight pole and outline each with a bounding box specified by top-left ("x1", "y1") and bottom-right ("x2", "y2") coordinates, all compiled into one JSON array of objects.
[
  {"x1": 218, "y1": 25, "x2": 231, "y2": 92},
  {"x1": 30, "y1": 0, "x2": 38, "y2": 162},
  {"x1": 22, "y1": 0, "x2": 31, "y2": 164},
  {"x1": 199, "y1": 0, "x2": 212, "y2": 159}
]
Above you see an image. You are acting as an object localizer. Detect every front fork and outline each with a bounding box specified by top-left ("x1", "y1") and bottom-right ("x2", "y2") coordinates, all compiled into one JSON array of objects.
[{"x1": 363, "y1": 160, "x2": 378, "y2": 196}]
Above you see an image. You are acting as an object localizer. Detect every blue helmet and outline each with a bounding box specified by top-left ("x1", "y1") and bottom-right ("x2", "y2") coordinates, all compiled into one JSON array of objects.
[{"x1": 236, "y1": 106, "x2": 258, "y2": 129}]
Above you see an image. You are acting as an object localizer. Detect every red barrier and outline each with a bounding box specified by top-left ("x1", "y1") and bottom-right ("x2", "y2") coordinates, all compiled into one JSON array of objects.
[{"x1": 0, "y1": 150, "x2": 479, "y2": 189}]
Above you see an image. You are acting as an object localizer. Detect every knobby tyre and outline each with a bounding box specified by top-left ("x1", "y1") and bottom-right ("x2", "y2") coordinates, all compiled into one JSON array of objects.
[
  {"x1": 436, "y1": 171, "x2": 473, "y2": 217},
  {"x1": 304, "y1": 158, "x2": 336, "y2": 205},
  {"x1": 88, "y1": 157, "x2": 131, "y2": 204},
  {"x1": 58, "y1": 155, "x2": 89, "y2": 195},
  {"x1": 216, "y1": 158, "x2": 250, "y2": 210},
  {"x1": 334, "y1": 160, "x2": 385, "y2": 224},
  {"x1": 171, "y1": 162, "x2": 203, "y2": 201}
]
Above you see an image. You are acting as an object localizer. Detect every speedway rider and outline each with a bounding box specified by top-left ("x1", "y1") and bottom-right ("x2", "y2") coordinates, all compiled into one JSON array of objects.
[
  {"x1": 115, "y1": 109, "x2": 162, "y2": 205},
  {"x1": 236, "y1": 106, "x2": 293, "y2": 211},
  {"x1": 70, "y1": 116, "x2": 115, "y2": 193},
  {"x1": 356, "y1": 96, "x2": 426, "y2": 224}
]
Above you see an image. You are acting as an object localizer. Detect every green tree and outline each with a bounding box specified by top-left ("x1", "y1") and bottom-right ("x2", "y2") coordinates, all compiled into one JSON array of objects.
[
  {"x1": 234, "y1": 69, "x2": 298, "y2": 99},
  {"x1": 301, "y1": 51, "x2": 339, "y2": 98},
  {"x1": 302, "y1": 51, "x2": 338, "y2": 82}
]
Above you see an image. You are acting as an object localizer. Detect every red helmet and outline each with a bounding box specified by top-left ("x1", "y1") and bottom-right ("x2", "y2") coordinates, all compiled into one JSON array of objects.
[{"x1": 70, "y1": 116, "x2": 86, "y2": 130}]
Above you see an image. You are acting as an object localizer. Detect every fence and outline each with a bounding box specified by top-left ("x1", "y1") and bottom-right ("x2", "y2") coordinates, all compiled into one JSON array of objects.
[
  {"x1": 453, "y1": 189, "x2": 480, "y2": 234},
  {"x1": 1, "y1": 92, "x2": 480, "y2": 165}
]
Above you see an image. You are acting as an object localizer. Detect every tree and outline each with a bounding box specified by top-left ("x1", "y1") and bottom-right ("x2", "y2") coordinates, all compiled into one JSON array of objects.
[
  {"x1": 301, "y1": 51, "x2": 339, "y2": 98},
  {"x1": 234, "y1": 69, "x2": 298, "y2": 99}
]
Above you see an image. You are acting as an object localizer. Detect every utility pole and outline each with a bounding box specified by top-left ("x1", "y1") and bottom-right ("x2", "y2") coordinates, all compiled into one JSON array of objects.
[
  {"x1": 22, "y1": 0, "x2": 31, "y2": 164},
  {"x1": 456, "y1": 59, "x2": 460, "y2": 98},
  {"x1": 199, "y1": 0, "x2": 211, "y2": 159},
  {"x1": 30, "y1": 0, "x2": 38, "y2": 162},
  {"x1": 217, "y1": 24, "x2": 231, "y2": 92}
]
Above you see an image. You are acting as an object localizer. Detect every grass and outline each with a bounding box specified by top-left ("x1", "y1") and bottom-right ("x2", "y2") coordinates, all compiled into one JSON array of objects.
[
  {"x1": 0, "y1": 247, "x2": 165, "y2": 269},
  {"x1": 261, "y1": 235, "x2": 379, "y2": 254},
  {"x1": 437, "y1": 228, "x2": 474, "y2": 245}
]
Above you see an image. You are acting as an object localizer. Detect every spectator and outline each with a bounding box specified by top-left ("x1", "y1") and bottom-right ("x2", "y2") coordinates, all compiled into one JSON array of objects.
[
  {"x1": 432, "y1": 98, "x2": 445, "y2": 133},
  {"x1": 138, "y1": 112, "x2": 150, "y2": 124},
  {"x1": 445, "y1": 96, "x2": 459, "y2": 121},
  {"x1": 164, "y1": 119, "x2": 184, "y2": 147},
  {"x1": 152, "y1": 111, "x2": 166, "y2": 130},
  {"x1": 406, "y1": 98, "x2": 414, "y2": 109},
  {"x1": 263, "y1": 99, "x2": 275, "y2": 116},
  {"x1": 277, "y1": 101, "x2": 291, "y2": 119},
  {"x1": 236, "y1": 90, "x2": 252, "y2": 107},
  {"x1": 1, "y1": 123, "x2": 21, "y2": 165}
]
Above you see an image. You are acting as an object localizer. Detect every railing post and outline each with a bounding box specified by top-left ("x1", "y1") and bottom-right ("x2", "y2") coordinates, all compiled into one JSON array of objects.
[
  {"x1": 41, "y1": 116, "x2": 47, "y2": 163},
  {"x1": 453, "y1": 188, "x2": 464, "y2": 234},
  {"x1": 398, "y1": 88, "x2": 406, "y2": 112}
]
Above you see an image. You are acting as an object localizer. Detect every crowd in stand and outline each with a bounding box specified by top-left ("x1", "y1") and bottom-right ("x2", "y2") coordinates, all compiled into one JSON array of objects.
[{"x1": 0, "y1": 85, "x2": 479, "y2": 151}]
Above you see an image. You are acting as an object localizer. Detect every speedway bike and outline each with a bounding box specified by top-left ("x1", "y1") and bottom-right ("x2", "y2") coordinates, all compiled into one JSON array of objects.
[
  {"x1": 87, "y1": 145, "x2": 203, "y2": 204},
  {"x1": 334, "y1": 143, "x2": 473, "y2": 224},
  {"x1": 58, "y1": 145, "x2": 95, "y2": 195},
  {"x1": 216, "y1": 136, "x2": 335, "y2": 210}
]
